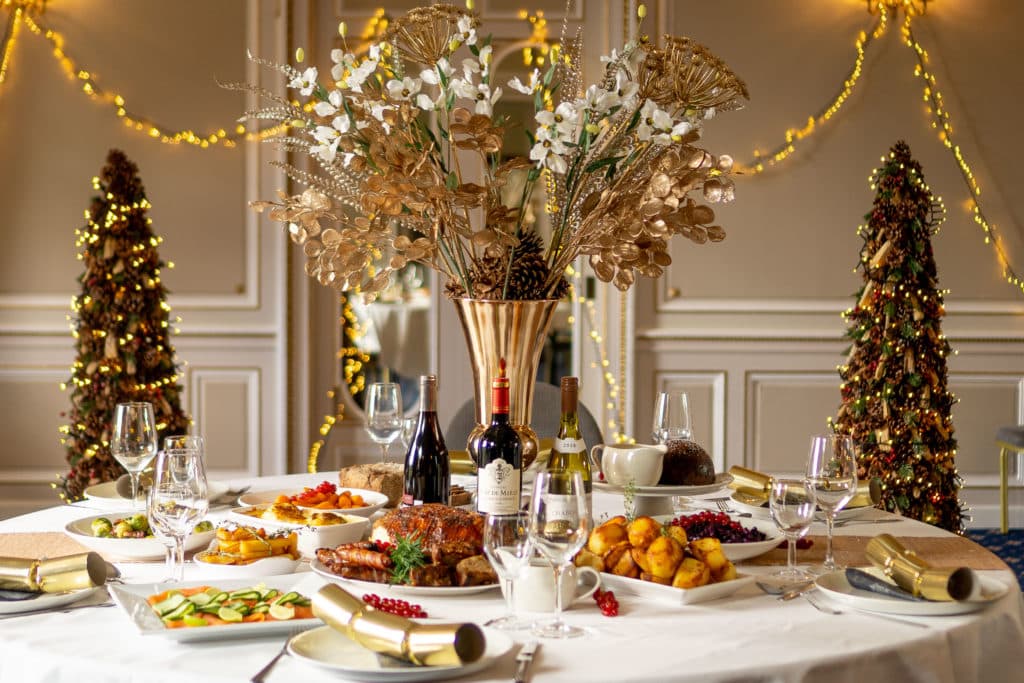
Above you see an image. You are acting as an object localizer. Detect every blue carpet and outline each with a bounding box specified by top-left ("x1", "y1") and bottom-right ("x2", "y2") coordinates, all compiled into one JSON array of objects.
[{"x1": 967, "y1": 529, "x2": 1024, "y2": 589}]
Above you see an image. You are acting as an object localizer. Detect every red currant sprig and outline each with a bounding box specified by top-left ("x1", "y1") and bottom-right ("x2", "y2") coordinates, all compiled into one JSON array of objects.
[
  {"x1": 593, "y1": 588, "x2": 619, "y2": 617},
  {"x1": 362, "y1": 593, "x2": 428, "y2": 618}
]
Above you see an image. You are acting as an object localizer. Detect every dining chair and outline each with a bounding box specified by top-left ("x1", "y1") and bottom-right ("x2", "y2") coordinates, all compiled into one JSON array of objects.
[{"x1": 997, "y1": 425, "x2": 1024, "y2": 533}]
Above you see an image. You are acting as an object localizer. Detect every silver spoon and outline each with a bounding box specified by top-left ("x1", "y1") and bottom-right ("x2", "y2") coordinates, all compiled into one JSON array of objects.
[{"x1": 756, "y1": 579, "x2": 814, "y2": 600}]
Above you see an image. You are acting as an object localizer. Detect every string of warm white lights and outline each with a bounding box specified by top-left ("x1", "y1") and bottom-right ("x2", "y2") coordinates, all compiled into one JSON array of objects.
[
  {"x1": 741, "y1": 1, "x2": 1023, "y2": 297},
  {"x1": 0, "y1": 3, "x2": 285, "y2": 148}
]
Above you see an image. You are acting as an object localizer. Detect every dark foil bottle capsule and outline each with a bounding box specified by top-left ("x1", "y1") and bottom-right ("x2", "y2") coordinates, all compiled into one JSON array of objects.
[{"x1": 402, "y1": 375, "x2": 450, "y2": 506}]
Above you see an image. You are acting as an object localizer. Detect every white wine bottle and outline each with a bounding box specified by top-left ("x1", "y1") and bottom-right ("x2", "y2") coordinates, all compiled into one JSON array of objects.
[{"x1": 545, "y1": 376, "x2": 592, "y2": 523}]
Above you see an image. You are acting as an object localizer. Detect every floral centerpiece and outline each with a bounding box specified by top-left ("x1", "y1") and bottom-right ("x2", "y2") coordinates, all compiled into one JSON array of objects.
[{"x1": 236, "y1": 3, "x2": 748, "y2": 302}]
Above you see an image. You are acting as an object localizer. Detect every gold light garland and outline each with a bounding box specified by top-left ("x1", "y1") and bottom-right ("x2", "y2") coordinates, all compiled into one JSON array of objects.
[{"x1": 741, "y1": 1, "x2": 1024, "y2": 296}]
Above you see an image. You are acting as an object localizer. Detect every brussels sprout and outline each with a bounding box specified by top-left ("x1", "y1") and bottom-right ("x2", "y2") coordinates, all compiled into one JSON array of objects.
[
  {"x1": 90, "y1": 517, "x2": 113, "y2": 538},
  {"x1": 194, "y1": 520, "x2": 213, "y2": 533},
  {"x1": 128, "y1": 513, "x2": 150, "y2": 533},
  {"x1": 112, "y1": 520, "x2": 133, "y2": 538}
]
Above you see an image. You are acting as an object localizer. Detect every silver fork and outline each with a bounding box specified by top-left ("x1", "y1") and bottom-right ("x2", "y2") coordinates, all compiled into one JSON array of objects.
[
  {"x1": 250, "y1": 635, "x2": 292, "y2": 683},
  {"x1": 715, "y1": 500, "x2": 752, "y2": 518},
  {"x1": 803, "y1": 590, "x2": 929, "y2": 628}
]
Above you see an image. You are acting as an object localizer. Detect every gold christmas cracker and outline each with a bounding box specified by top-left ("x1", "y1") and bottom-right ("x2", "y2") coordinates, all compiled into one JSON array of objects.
[
  {"x1": 865, "y1": 533, "x2": 975, "y2": 601},
  {"x1": 0, "y1": 552, "x2": 107, "y2": 593},
  {"x1": 727, "y1": 466, "x2": 772, "y2": 498},
  {"x1": 313, "y1": 584, "x2": 485, "y2": 666}
]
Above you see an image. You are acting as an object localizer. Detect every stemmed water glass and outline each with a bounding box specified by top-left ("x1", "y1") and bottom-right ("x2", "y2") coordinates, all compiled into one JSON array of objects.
[
  {"x1": 110, "y1": 402, "x2": 158, "y2": 507},
  {"x1": 528, "y1": 471, "x2": 590, "y2": 639},
  {"x1": 365, "y1": 383, "x2": 403, "y2": 462},
  {"x1": 482, "y1": 512, "x2": 534, "y2": 630},
  {"x1": 768, "y1": 478, "x2": 817, "y2": 584},
  {"x1": 147, "y1": 435, "x2": 209, "y2": 582},
  {"x1": 806, "y1": 434, "x2": 858, "y2": 573},
  {"x1": 652, "y1": 390, "x2": 692, "y2": 443}
]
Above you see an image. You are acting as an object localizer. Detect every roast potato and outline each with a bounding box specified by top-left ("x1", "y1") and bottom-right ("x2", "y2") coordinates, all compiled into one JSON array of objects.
[
  {"x1": 588, "y1": 521, "x2": 628, "y2": 556},
  {"x1": 640, "y1": 572, "x2": 672, "y2": 585},
  {"x1": 689, "y1": 537, "x2": 729, "y2": 575},
  {"x1": 672, "y1": 557, "x2": 711, "y2": 589},
  {"x1": 574, "y1": 547, "x2": 605, "y2": 572},
  {"x1": 630, "y1": 546, "x2": 651, "y2": 573},
  {"x1": 608, "y1": 548, "x2": 639, "y2": 578},
  {"x1": 626, "y1": 516, "x2": 662, "y2": 550},
  {"x1": 645, "y1": 535, "x2": 684, "y2": 580},
  {"x1": 664, "y1": 525, "x2": 688, "y2": 548},
  {"x1": 712, "y1": 559, "x2": 738, "y2": 582}
]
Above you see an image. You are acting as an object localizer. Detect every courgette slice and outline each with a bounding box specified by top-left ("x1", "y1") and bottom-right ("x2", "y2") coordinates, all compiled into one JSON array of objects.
[
  {"x1": 228, "y1": 589, "x2": 261, "y2": 600},
  {"x1": 153, "y1": 593, "x2": 187, "y2": 617},
  {"x1": 274, "y1": 591, "x2": 300, "y2": 605},
  {"x1": 188, "y1": 592, "x2": 213, "y2": 607},
  {"x1": 163, "y1": 600, "x2": 196, "y2": 621}
]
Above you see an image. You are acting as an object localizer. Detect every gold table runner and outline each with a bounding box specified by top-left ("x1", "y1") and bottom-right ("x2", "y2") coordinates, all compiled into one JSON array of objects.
[
  {"x1": 745, "y1": 534, "x2": 1009, "y2": 571},
  {"x1": 0, "y1": 532, "x2": 91, "y2": 559}
]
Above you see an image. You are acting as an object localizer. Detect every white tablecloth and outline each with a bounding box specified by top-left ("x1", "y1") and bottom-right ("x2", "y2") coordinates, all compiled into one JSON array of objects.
[{"x1": 0, "y1": 472, "x2": 1022, "y2": 683}]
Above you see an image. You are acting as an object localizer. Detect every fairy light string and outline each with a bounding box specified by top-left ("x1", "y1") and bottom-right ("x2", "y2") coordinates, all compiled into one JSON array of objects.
[{"x1": 742, "y1": 2, "x2": 1023, "y2": 297}]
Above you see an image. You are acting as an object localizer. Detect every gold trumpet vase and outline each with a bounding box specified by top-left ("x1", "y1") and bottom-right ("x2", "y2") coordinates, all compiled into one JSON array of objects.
[{"x1": 454, "y1": 298, "x2": 558, "y2": 470}]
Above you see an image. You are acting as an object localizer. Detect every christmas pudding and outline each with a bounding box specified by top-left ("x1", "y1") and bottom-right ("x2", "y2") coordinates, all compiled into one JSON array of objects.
[{"x1": 659, "y1": 440, "x2": 716, "y2": 486}]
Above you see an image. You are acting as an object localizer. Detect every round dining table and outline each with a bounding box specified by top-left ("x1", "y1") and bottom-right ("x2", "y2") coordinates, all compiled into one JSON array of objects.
[{"x1": 0, "y1": 471, "x2": 1021, "y2": 683}]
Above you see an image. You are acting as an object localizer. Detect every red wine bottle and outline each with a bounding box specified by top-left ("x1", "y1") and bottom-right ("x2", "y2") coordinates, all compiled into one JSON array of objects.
[
  {"x1": 476, "y1": 360, "x2": 522, "y2": 514},
  {"x1": 402, "y1": 375, "x2": 450, "y2": 507}
]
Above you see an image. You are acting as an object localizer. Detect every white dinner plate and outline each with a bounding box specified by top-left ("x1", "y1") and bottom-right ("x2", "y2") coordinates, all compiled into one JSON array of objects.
[
  {"x1": 0, "y1": 586, "x2": 102, "y2": 615},
  {"x1": 599, "y1": 572, "x2": 754, "y2": 605},
  {"x1": 193, "y1": 553, "x2": 301, "y2": 579},
  {"x1": 309, "y1": 559, "x2": 500, "y2": 596},
  {"x1": 814, "y1": 567, "x2": 1010, "y2": 616},
  {"x1": 593, "y1": 472, "x2": 733, "y2": 497},
  {"x1": 729, "y1": 491, "x2": 873, "y2": 522},
  {"x1": 654, "y1": 515, "x2": 784, "y2": 562},
  {"x1": 84, "y1": 480, "x2": 229, "y2": 509},
  {"x1": 64, "y1": 514, "x2": 215, "y2": 560},
  {"x1": 287, "y1": 624, "x2": 513, "y2": 681},
  {"x1": 108, "y1": 573, "x2": 323, "y2": 642},
  {"x1": 238, "y1": 486, "x2": 388, "y2": 518}
]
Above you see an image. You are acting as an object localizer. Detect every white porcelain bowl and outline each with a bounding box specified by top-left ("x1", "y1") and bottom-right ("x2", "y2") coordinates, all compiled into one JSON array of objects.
[
  {"x1": 237, "y1": 486, "x2": 389, "y2": 518},
  {"x1": 64, "y1": 514, "x2": 215, "y2": 561},
  {"x1": 227, "y1": 506, "x2": 370, "y2": 557},
  {"x1": 655, "y1": 515, "x2": 784, "y2": 562}
]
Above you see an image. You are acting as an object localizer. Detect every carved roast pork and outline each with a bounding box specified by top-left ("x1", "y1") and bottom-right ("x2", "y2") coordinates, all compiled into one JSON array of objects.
[{"x1": 371, "y1": 503, "x2": 484, "y2": 566}]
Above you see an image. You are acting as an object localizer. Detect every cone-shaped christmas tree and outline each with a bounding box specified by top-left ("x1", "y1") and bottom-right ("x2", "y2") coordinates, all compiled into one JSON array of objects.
[
  {"x1": 832, "y1": 140, "x2": 963, "y2": 532},
  {"x1": 57, "y1": 150, "x2": 190, "y2": 502}
]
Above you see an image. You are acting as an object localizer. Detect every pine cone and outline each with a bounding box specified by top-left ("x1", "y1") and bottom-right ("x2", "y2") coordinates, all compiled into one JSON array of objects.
[{"x1": 515, "y1": 229, "x2": 545, "y2": 257}]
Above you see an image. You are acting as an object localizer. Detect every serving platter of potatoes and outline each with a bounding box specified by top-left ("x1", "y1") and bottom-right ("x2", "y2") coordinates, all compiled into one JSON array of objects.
[{"x1": 575, "y1": 515, "x2": 754, "y2": 605}]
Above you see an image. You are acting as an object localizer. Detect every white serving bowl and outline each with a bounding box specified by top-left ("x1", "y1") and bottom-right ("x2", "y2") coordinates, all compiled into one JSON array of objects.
[
  {"x1": 238, "y1": 486, "x2": 389, "y2": 518},
  {"x1": 64, "y1": 514, "x2": 215, "y2": 561},
  {"x1": 227, "y1": 506, "x2": 370, "y2": 557},
  {"x1": 655, "y1": 514, "x2": 784, "y2": 562},
  {"x1": 192, "y1": 552, "x2": 301, "y2": 579}
]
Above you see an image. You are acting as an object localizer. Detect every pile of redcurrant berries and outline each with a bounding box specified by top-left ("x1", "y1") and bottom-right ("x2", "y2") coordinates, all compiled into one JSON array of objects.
[
  {"x1": 593, "y1": 588, "x2": 619, "y2": 616},
  {"x1": 362, "y1": 593, "x2": 428, "y2": 618}
]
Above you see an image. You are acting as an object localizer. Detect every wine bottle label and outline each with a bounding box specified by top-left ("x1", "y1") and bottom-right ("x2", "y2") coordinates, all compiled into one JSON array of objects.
[
  {"x1": 544, "y1": 492, "x2": 592, "y2": 524},
  {"x1": 401, "y1": 494, "x2": 423, "y2": 507},
  {"x1": 476, "y1": 458, "x2": 521, "y2": 515},
  {"x1": 553, "y1": 437, "x2": 585, "y2": 453}
]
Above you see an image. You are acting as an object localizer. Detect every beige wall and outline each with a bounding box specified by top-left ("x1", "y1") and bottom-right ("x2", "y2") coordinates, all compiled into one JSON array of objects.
[{"x1": 1, "y1": 1, "x2": 1021, "y2": 526}]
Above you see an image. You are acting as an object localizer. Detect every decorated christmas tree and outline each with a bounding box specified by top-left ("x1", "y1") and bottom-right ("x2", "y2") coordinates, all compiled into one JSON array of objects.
[
  {"x1": 832, "y1": 140, "x2": 962, "y2": 532},
  {"x1": 56, "y1": 149, "x2": 190, "y2": 502}
]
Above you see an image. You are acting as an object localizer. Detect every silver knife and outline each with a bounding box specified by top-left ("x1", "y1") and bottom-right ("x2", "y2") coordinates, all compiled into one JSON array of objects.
[{"x1": 514, "y1": 640, "x2": 539, "y2": 683}]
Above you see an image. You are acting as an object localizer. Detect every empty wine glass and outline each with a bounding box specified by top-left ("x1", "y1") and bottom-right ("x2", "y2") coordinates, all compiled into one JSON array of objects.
[
  {"x1": 148, "y1": 435, "x2": 209, "y2": 582},
  {"x1": 528, "y1": 471, "x2": 590, "y2": 639},
  {"x1": 110, "y1": 402, "x2": 158, "y2": 507},
  {"x1": 365, "y1": 383, "x2": 403, "y2": 462},
  {"x1": 482, "y1": 512, "x2": 534, "y2": 630},
  {"x1": 652, "y1": 390, "x2": 692, "y2": 443},
  {"x1": 400, "y1": 416, "x2": 417, "y2": 451},
  {"x1": 806, "y1": 434, "x2": 858, "y2": 573},
  {"x1": 768, "y1": 478, "x2": 816, "y2": 584}
]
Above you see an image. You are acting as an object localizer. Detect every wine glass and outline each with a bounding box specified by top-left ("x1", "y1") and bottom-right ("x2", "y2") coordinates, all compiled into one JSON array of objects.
[
  {"x1": 806, "y1": 434, "x2": 858, "y2": 573},
  {"x1": 528, "y1": 471, "x2": 590, "y2": 639},
  {"x1": 482, "y1": 512, "x2": 534, "y2": 630},
  {"x1": 400, "y1": 416, "x2": 417, "y2": 451},
  {"x1": 652, "y1": 390, "x2": 692, "y2": 443},
  {"x1": 110, "y1": 402, "x2": 158, "y2": 507},
  {"x1": 768, "y1": 478, "x2": 817, "y2": 584},
  {"x1": 148, "y1": 435, "x2": 209, "y2": 582},
  {"x1": 365, "y1": 383, "x2": 403, "y2": 462}
]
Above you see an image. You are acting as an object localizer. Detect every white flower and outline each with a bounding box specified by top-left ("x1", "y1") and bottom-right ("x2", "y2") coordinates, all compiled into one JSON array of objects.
[
  {"x1": 421, "y1": 58, "x2": 454, "y2": 86},
  {"x1": 415, "y1": 91, "x2": 443, "y2": 111},
  {"x1": 536, "y1": 102, "x2": 579, "y2": 140},
  {"x1": 457, "y1": 15, "x2": 477, "y2": 46},
  {"x1": 508, "y1": 69, "x2": 541, "y2": 95},
  {"x1": 330, "y1": 50, "x2": 357, "y2": 82},
  {"x1": 313, "y1": 90, "x2": 344, "y2": 117},
  {"x1": 637, "y1": 100, "x2": 675, "y2": 145},
  {"x1": 461, "y1": 56, "x2": 482, "y2": 81},
  {"x1": 453, "y1": 80, "x2": 501, "y2": 116},
  {"x1": 608, "y1": 70, "x2": 638, "y2": 108},
  {"x1": 669, "y1": 119, "x2": 693, "y2": 142},
  {"x1": 344, "y1": 59, "x2": 377, "y2": 93},
  {"x1": 369, "y1": 102, "x2": 393, "y2": 132},
  {"x1": 288, "y1": 67, "x2": 318, "y2": 96},
  {"x1": 311, "y1": 116, "x2": 350, "y2": 163},
  {"x1": 530, "y1": 137, "x2": 568, "y2": 174},
  {"x1": 386, "y1": 76, "x2": 422, "y2": 101},
  {"x1": 478, "y1": 45, "x2": 492, "y2": 74}
]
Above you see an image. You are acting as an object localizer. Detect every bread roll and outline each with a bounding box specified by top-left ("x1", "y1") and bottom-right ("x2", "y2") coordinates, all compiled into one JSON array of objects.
[{"x1": 339, "y1": 462, "x2": 403, "y2": 507}]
